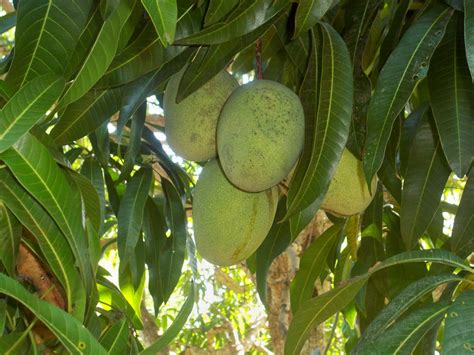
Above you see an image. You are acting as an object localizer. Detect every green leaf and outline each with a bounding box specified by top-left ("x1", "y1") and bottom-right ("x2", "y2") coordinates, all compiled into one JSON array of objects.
[
  {"x1": 120, "y1": 102, "x2": 146, "y2": 181},
  {"x1": 0, "y1": 203, "x2": 20, "y2": 276},
  {"x1": 286, "y1": 23, "x2": 353, "y2": 218},
  {"x1": 155, "y1": 179, "x2": 187, "y2": 306},
  {"x1": 5, "y1": 0, "x2": 93, "y2": 89},
  {"x1": 0, "y1": 12, "x2": 16, "y2": 34},
  {"x1": 0, "y1": 134, "x2": 92, "y2": 293},
  {"x1": 374, "y1": 249, "x2": 473, "y2": 273},
  {"x1": 291, "y1": 223, "x2": 343, "y2": 313},
  {"x1": 353, "y1": 273, "x2": 465, "y2": 353},
  {"x1": 51, "y1": 86, "x2": 125, "y2": 144},
  {"x1": 0, "y1": 274, "x2": 107, "y2": 354},
  {"x1": 429, "y1": 14, "x2": 474, "y2": 177},
  {"x1": 363, "y1": 5, "x2": 453, "y2": 184},
  {"x1": 176, "y1": 0, "x2": 288, "y2": 45},
  {"x1": 399, "y1": 106, "x2": 427, "y2": 178},
  {"x1": 141, "y1": 0, "x2": 177, "y2": 46},
  {"x1": 140, "y1": 283, "x2": 195, "y2": 354},
  {"x1": 0, "y1": 169, "x2": 86, "y2": 319},
  {"x1": 80, "y1": 157, "x2": 106, "y2": 234},
  {"x1": 400, "y1": 117, "x2": 451, "y2": 249},
  {"x1": 99, "y1": 320, "x2": 129, "y2": 353},
  {"x1": 118, "y1": 167, "x2": 153, "y2": 273},
  {"x1": 285, "y1": 275, "x2": 369, "y2": 355},
  {"x1": 451, "y1": 168, "x2": 474, "y2": 258},
  {"x1": 465, "y1": 0, "x2": 474, "y2": 81},
  {"x1": 294, "y1": 0, "x2": 334, "y2": 39},
  {"x1": 0, "y1": 74, "x2": 64, "y2": 153},
  {"x1": 204, "y1": 0, "x2": 239, "y2": 27},
  {"x1": 443, "y1": 290, "x2": 474, "y2": 354},
  {"x1": 256, "y1": 198, "x2": 291, "y2": 306},
  {"x1": 59, "y1": 0, "x2": 137, "y2": 107},
  {"x1": 360, "y1": 301, "x2": 451, "y2": 354},
  {"x1": 289, "y1": 198, "x2": 319, "y2": 240}
]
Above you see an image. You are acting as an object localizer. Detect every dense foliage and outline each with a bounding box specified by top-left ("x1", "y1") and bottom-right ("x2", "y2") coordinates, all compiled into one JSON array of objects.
[{"x1": 0, "y1": 0, "x2": 473, "y2": 353}]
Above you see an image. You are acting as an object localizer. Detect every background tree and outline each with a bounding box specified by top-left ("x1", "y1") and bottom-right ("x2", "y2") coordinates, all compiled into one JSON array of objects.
[{"x1": 0, "y1": 0, "x2": 473, "y2": 354}]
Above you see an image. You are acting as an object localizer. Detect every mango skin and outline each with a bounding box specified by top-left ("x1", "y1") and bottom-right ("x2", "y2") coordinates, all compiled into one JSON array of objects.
[
  {"x1": 217, "y1": 80, "x2": 305, "y2": 192},
  {"x1": 163, "y1": 70, "x2": 239, "y2": 162},
  {"x1": 321, "y1": 149, "x2": 378, "y2": 216},
  {"x1": 193, "y1": 159, "x2": 279, "y2": 266}
]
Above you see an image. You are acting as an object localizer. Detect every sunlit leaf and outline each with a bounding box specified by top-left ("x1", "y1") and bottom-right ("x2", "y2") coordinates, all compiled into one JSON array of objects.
[
  {"x1": 142, "y1": 0, "x2": 177, "y2": 46},
  {"x1": 0, "y1": 274, "x2": 107, "y2": 354},
  {"x1": 363, "y1": 5, "x2": 452, "y2": 184}
]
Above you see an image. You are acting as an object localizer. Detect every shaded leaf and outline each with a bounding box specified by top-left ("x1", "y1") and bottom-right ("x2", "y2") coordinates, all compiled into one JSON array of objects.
[
  {"x1": 99, "y1": 320, "x2": 129, "y2": 353},
  {"x1": 294, "y1": 0, "x2": 334, "y2": 38},
  {"x1": 451, "y1": 168, "x2": 474, "y2": 257},
  {"x1": 363, "y1": 5, "x2": 452, "y2": 184},
  {"x1": 291, "y1": 223, "x2": 343, "y2": 313},
  {"x1": 289, "y1": 198, "x2": 319, "y2": 240},
  {"x1": 0, "y1": 74, "x2": 64, "y2": 153},
  {"x1": 443, "y1": 290, "x2": 474, "y2": 354},
  {"x1": 286, "y1": 23, "x2": 353, "y2": 218},
  {"x1": 400, "y1": 116, "x2": 451, "y2": 249},
  {"x1": 0, "y1": 203, "x2": 20, "y2": 276},
  {"x1": 80, "y1": 157, "x2": 106, "y2": 234},
  {"x1": 0, "y1": 274, "x2": 107, "y2": 354},
  {"x1": 465, "y1": 0, "x2": 474, "y2": 80},
  {"x1": 117, "y1": 167, "x2": 153, "y2": 274},
  {"x1": 59, "y1": 0, "x2": 137, "y2": 107},
  {"x1": 204, "y1": 0, "x2": 239, "y2": 27},
  {"x1": 285, "y1": 275, "x2": 369, "y2": 355},
  {"x1": 142, "y1": 0, "x2": 177, "y2": 46},
  {"x1": 6, "y1": 0, "x2": 93, "y2": 89},
  {"x1": 0, "y1": 12, "x2": 16, "y2": 34},
  {"x1": 256, "y1": 198, "x2": 291, "y2": 306},
  {"x1": 429, "y1": 14, "x2": 474, "y2": 177}
]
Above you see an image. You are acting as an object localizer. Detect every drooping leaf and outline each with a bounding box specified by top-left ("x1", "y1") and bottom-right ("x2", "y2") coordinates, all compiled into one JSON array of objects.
[
  {"x1": 0, "y1": 169, "x2": 86, "y2": 319},
  {"x1": 139, "y1": 283, "x2": 195, "y2": 354},
  {"x1": 399, "y1": 106, "x2": 427, "y2": 177},
  {"x1": 400, "y1": 116, "x2": 451, "y2": 249},
  {"x1": 59, "y1": 0, "x2": 137, "y2": 107},
  {"x1": 117, "y1": 167, "x2": 153, "y2": 274},
  {"x1": 286, "y1": 23, "x2": 353, "y2": 218},
  {"x1": 0, "y1": 134, "x2": 92, "y2": 293},
  {"x1": 291, "y1": 223, "x2": 343, "y2": 313},
  {"x1": 359, "y1": 301, "x2": 451, "y2": 354},
  {"x1": 353, "y1": 273, "x2": 464, "y2": 353},
  {"x1": 0, "y1": 11, "x2": 16, "y2": 34},
  {"x1": 0, "y1": 274, "x2": 107, "y2": 354},
  {"x1": 204, "y1": 0, "x2": 239, "y2": 27},
  {"x1": 80, "y1": 157, "x2": 106, "y2": 234},
  {"x1": 0, "y1": 203, "x2": 20, "y2": 276},
  {"x1": 256, "y1": 198, "x2": 291, "y2": 306},
  {"x1": 176, "y1": 0, "x2": 288, "y2": 45},
  {"x1": 443, "y1": 290, "x2": 474, "y2": 354},
  {"x1": 465, "y1": 0, "x2": 474, "y2": 80},
  {"x1": 294, "y1": 0, "x2": 334, "y2": 38},
  {"x1": 285, "y1": 275, "x2": 369, "y2": 355},
  {"x1": 141, "y1": 0, "x2": 177, "y2": 46},
  {"x1": 429, "y1": 14, "x2": 474, "y2": 177},
  {"x1": 99, "y1": 319, "x2": 129, "y2": 353},
  {"x1": 451, "y1": 168, "x2": 474, "y2": 258},
  {"x1": 5, "y1": 0, "x2": 93, "y2": 89},
  {"x1": 0, "y1": 74, "x2": 64, "y2": 153},
  {"x1": 363, "y1": 5, "x2": 453, "y2": 184},
  {"x1": 289, "y1": 198, "x2": 319, "y2": 240},
  {"x1": 50, "y1": 85, "x2": 126, "y2": 145},
  {"x1": 120, "y1": 102, "x2": 146, "y2": 181},
  {"x1": 154, "y1": 179, "x2": 187, "y2": 306}
]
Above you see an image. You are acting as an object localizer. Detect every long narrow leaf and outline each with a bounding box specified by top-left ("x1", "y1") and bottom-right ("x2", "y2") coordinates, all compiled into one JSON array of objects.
[
  {"x1": 294, "y1": 0, "x2": 334, "y2": 38},
  {"x1": 286, "y1": 23, "x2": 353, "y2": 218},
  {"x1": 0, "y1": 203, "x2": 20, "y2": 276},
  {"x1": 465, "y1": 0, "x2": 474, "y2": 80},
  {"x1": 142, "y1": 0, "x2": 177, "y2": 46},
  {"x1": 451, "y1": 168, "x2": 474, "y2": 257},
  {"x1": 442, "y1": 290, "x2": 474, "y2": 353},
  {"x1": 363, "y1": 5, "x2": 452, "y2": 184}
]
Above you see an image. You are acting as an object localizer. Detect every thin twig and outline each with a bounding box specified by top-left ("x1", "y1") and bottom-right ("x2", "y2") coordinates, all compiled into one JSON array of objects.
[{"x1": 255, "y1": 38, "x2": 263, "y2": 80}]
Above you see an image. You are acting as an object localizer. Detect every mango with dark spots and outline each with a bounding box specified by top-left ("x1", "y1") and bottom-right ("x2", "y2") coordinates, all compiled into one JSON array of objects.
[
  {"x1": 193, "y1": 159, "x2": 278, "y2": 266},
  {"x1": 164, "y1": 69, "x2": 239, "y2": 162},
  {"x1": 217, "y1": 80, "x2": 305, "y2": 192},
  {"x1": 321, "y1": 148, "x2": 378, "y2": 216}
]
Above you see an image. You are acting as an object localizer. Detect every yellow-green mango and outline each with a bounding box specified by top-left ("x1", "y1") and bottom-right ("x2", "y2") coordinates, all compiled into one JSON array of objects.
[
  {"x1": 193, "y1": 159, "x2": 278, "y2": 266},
  {"x1": 217, "y1": 80, "x2": 305, "y2": 192},
  {"x1": 321, "y1": 148, "x2": 378, "y2": 216},
  {"x1": 163, "y1": 70, "x2": 239, "y2": 162}
]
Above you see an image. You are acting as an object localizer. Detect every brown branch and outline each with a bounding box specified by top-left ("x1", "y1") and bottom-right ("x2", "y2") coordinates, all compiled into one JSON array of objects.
[{"x1": 255, "y1": 39, "x2": 263, "y2": 80}]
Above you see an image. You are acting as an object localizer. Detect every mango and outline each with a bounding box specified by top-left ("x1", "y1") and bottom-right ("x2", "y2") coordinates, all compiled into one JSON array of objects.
[
  {"x1": 321, "y1": 148, "x2": 378, "y2": 216},
  {"x1": 193, "y1": 159, "x2": 278, "y2": 266},
  {"x1": 164, "y1": 69, "x2": 238, "y2": 162},
  {"x1": 217, "y1": 80, "x2": 305, "y2": 192}
]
